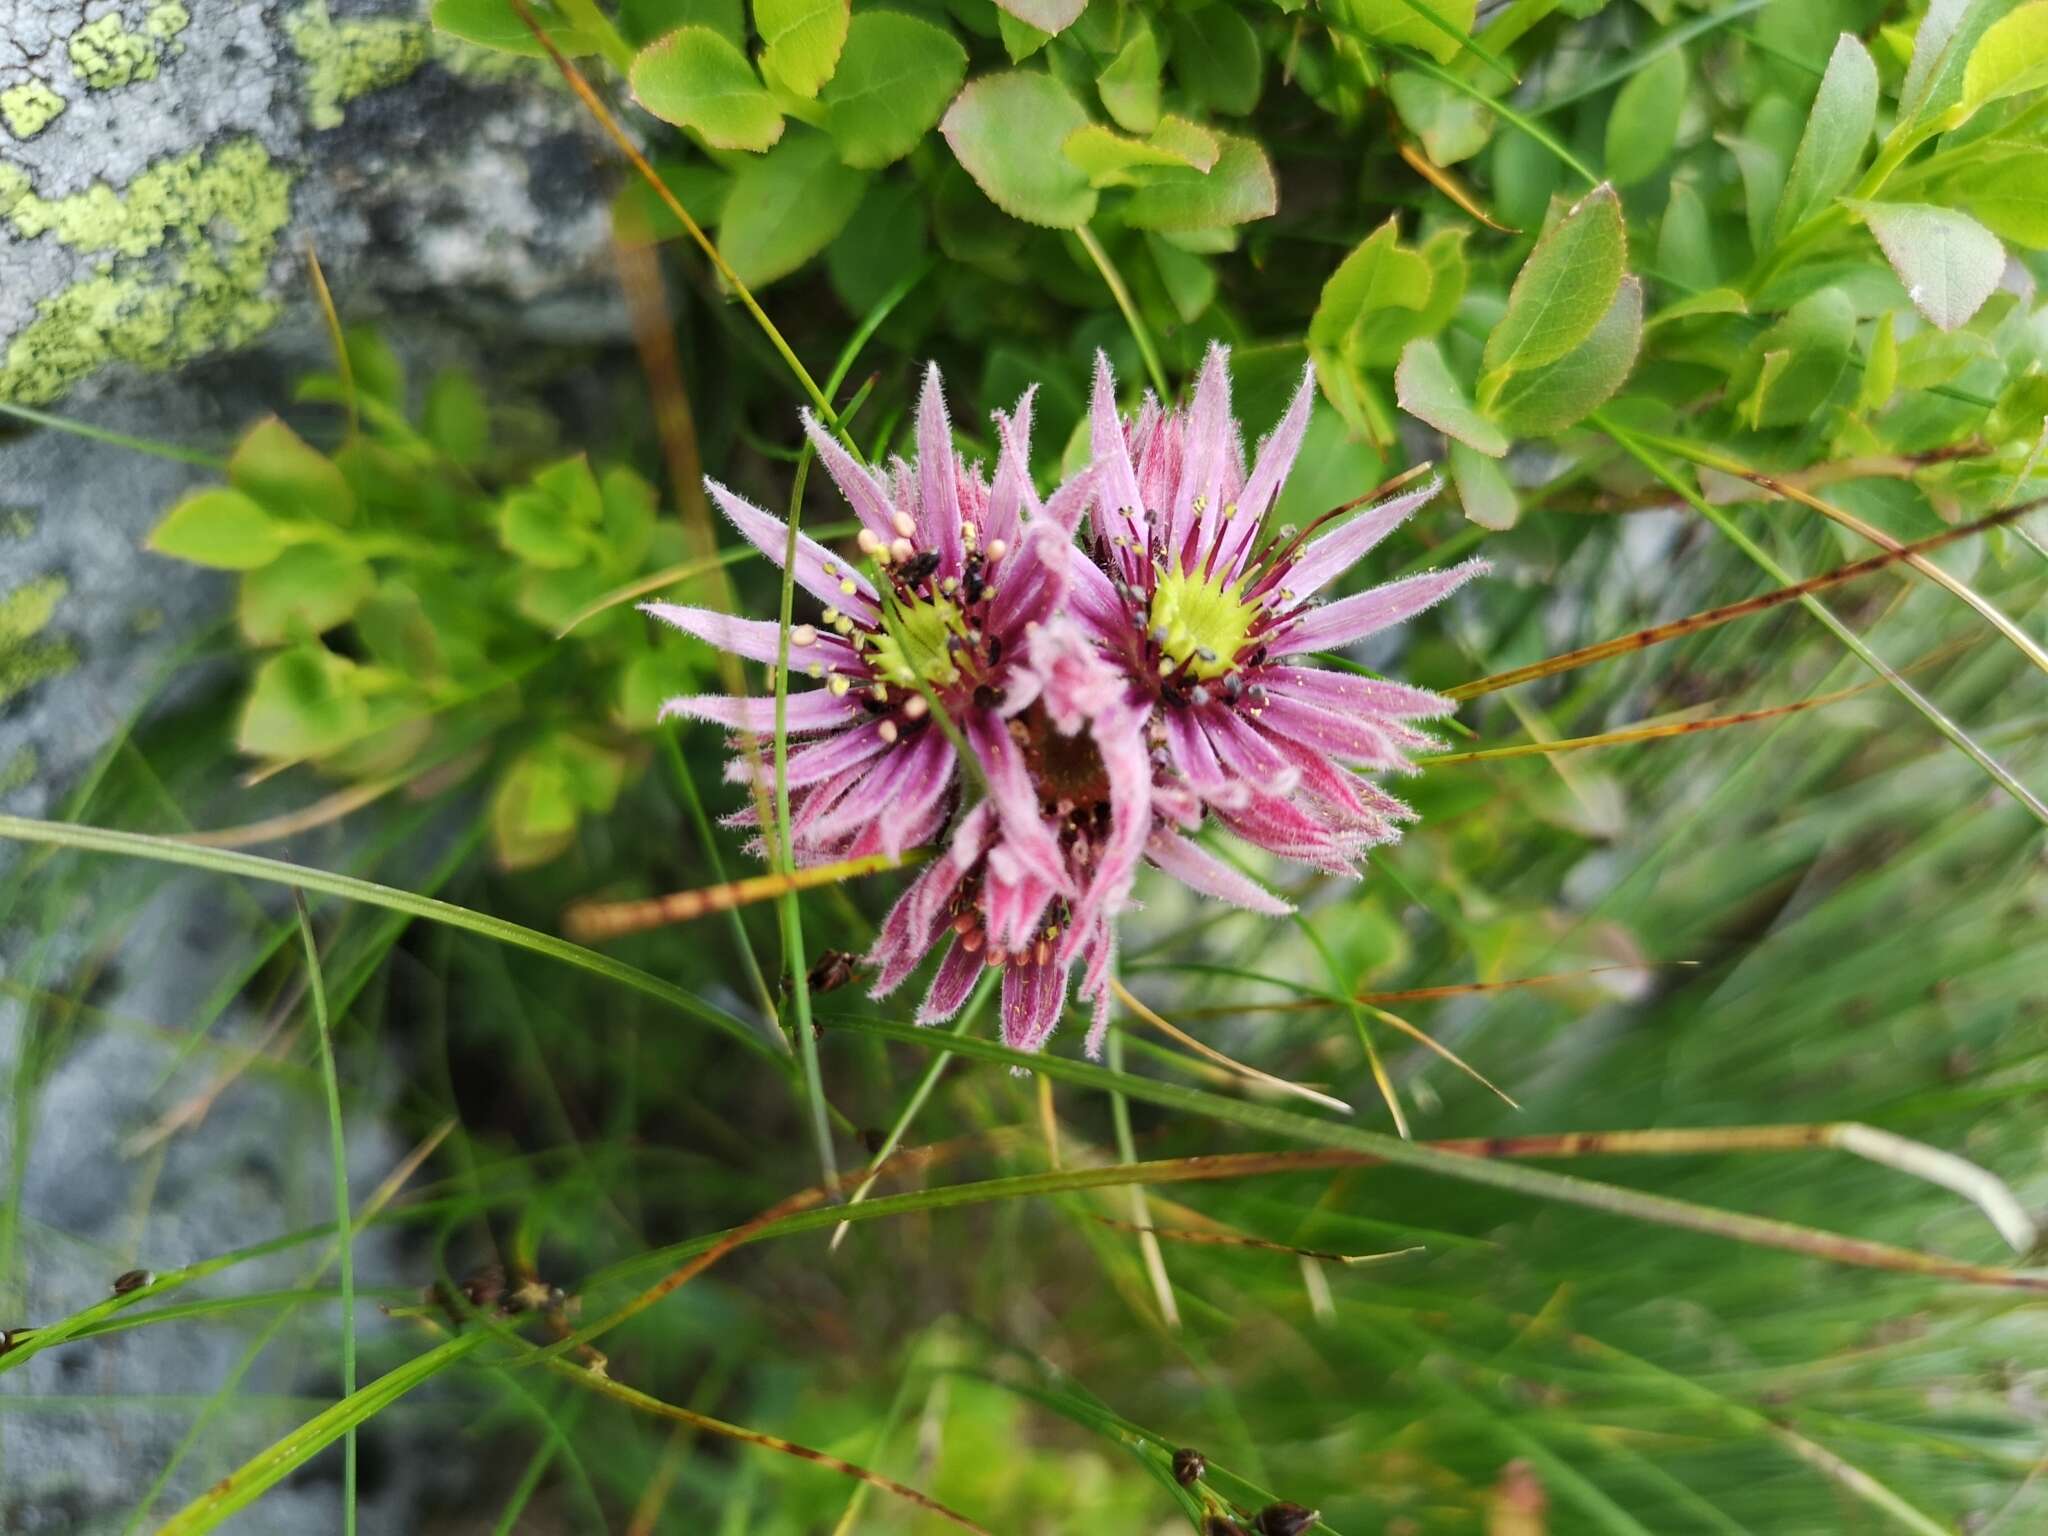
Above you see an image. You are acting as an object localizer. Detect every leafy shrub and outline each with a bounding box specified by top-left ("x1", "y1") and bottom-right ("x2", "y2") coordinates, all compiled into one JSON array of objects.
[{"x1": 145, "y1": 329, "x2": 709, "y2": 868}]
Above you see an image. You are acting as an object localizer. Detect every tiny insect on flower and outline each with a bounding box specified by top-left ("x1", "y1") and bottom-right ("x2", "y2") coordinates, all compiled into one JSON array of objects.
[
  {"x1": 111, "y1": 1269, "x2": 153, "y2": 1295},
  {"x1": 1173, "y1": 1446, "x2": 1207, "y2": 1485}
]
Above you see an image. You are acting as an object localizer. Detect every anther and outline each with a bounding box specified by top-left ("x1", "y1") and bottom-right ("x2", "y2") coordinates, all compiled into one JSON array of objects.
[
  {"x1": 892, "y1": 511, "x2": 916, "y2": 539},
  {"x1": 890, "y1": 537, "x2": 915, "y2": 563},
  {"x1": 791, "y1": 624, "x2": 817, "y2": 647},
  {"x1": 902, "y1": 695, "x2": 929, "y2": 720},
  {"x1": 828, "y1": 676, "x2": 851, "y2": 696},
  {"x1": 857, "y1": 529, "x2": 882, "y2": 556},
  {"x1": 878, "y1": 720, "x2": 900, "y2": 744},
  {"x1": 985, "y1": 538, "x2": 1007, "y2": 561},
  {"x1": 839, "y1": 578, "x2": 858, "y2": 595}
]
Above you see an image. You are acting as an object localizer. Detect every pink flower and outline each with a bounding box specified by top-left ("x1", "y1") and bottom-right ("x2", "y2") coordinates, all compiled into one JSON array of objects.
[
  {"x1": 647, "y1": 366, "x2": 1082, "y2": 878},
  {"x1": 867, "y1": 617, "x2": 1152, "y2": 1055},
  {"x1": 1068, "y1": 343, "x2": 1486, "y2": 912}
]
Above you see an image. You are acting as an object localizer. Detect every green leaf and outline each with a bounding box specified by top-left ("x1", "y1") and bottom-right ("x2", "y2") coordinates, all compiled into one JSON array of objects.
[
  {"x1": 819, "y1": 10, "x2": 965, "y2": 169},
  {"x1": 1773, "y1": 33, "x2": 1878, "y2": 241},
  {"x1": 941, "y1": 71, "x2": 1099, "y2": 229},
  {"x1": 422, "y1": 369, "x2": 489, "y2": 466},
  {"x1": 621, "y1": 0, "x2": 745, "y2": 49},
  {"x1": 148, "y1": 488, "x2": 293, "y2": 571},
  {"x1": 1482, "y1": 182, "x2": 1625, "y2": 377},
  {"x1": 1168, "y1": 4, "x2": 1262, "y2": 117},
  {"x1": 1096, "y1": 20, "x2": 1162, "y2": 134},
  {"x1": 1490, "y1": 125, "x2": 1560, "y2": 237},
  {"x1": 1650, "y1": 286, "x2": 1747, "y2": 324},
  {"x1": 1450, "y1": 439, "x2": 1517, "y2": 530},
  {"x1": 492, "y1": 746, "x2": 583, "y2": 869},
  {"x1": 1902, "y1": 0, "x2": 2023, "y2": 127},
  {"x1": 992, "y1": 0, "x2": 1083, "y2": 38},
  {"x1": 600, "y1": 466, "x2": 659, "y2": 572},
  {"x1": 1146, "y1": 233, "x2": 1217, "y2": 323},
  {"x1": 753, "y1": 0, "x2": 848, "y2": 98},
  {"x1": 1849, "y1": 200, "x2": 2006, "y2": 331},
  {"x1": 1308, "y1": 216, "x2": 1432, "y2": 357},
  {"x1": 533, "y1": 454, "x2": 604, "y2": 525},
  {"x1": 230, "y1": 418, "x2": 354, "y2": 525},
  {"x1": 1340, "y1": 0, "x2": 1477, "y2": 66},
  {"x1": 1063, "y1": 119, "x2": 1217, "y2": 187},
  {"x1": 238, "y1": 543, "x2": 375, "y2": 646},
  {"x1": 1657, "y1": 178, "x2": 1717, "y2": 292},
  {"x1": 1718, "y1": 130, "x2": 1786, "y2": 253},
  {"x1": 1603, "y1": 44, "x2": 1686, "y2": 187},
  {"x1": 719, "y1": 130, "x2": 869, "y2": 286},
  {"x1": 1738, "y1": 286, "x2": 1857, "y2": 428},
  {"x1": 1396, "y1": 339, "x2": 1508, "y2": 457},
  {"x1": 1387, "y1": 68, "x2": 1492, "y2": 166},
  {"x1": 237, "y1": 645, "x2": 373, "y2": 760},
  {"x1": 1859, "y1": 310, "x2": 1899, "y2": 411},
  {"x1": 1491, "y1": 276, "x2": 1643, "y2": 436},
  {"x1": 429, "y1": 0, "x2": 596, "y2": 56},
  {"x1": 630, "y1": 26, "x2": 784, "y2": 151},
  {"x1": 1954, "y1": 149, "x2": 2048, "y2": 247},
  {"x1": 1122, "y1": 132, "x2": 1275, "y2": 230},
  {"x1": 1352, "y1": 226, "x2": 1467, "y2": 367},
  {"x1": 1964, "y1": 1, "x2": 2048, "y2": 109}
]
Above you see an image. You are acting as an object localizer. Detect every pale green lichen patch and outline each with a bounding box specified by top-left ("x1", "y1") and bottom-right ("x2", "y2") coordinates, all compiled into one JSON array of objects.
[
  {"x1": 286, "y1": 3, "x2": 429, "y2": 131},
  {"x1": 0, "y1": 139, "x2": 294, "y2": 406},
  {"x1": 67, "y1": 6, "x2": 187, "y2": 91},
  {"x1": 1, "y1": 81, "x2": 67, "y2": 140},
  {"x1": 0, "y1": 574, "x2": 78, "y2": 708}
]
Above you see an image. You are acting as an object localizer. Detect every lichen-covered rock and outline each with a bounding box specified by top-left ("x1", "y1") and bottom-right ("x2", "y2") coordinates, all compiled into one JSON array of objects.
[{"x1": 0, "y1": 0, "x2": 619, "y2": 409}]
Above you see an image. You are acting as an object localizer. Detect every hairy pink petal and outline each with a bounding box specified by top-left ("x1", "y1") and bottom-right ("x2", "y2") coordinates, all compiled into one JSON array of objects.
[
  {"x1": 1274, "y1": 480, "x2": 1441, "y2": 605},
  {"x1": 705, "y1": 478, "x2": 880, "y2": 624},
  {"x1": 640, "y1": 602, "x2": 861, "y2": 671},
  {"x1": 1089, "y1": 352, "x2": 1150, "y2": 585},
  {"x1": 915, "y1": 363, "x2": 965, "y2": 573},
  {"x1": 1268, "y1": 559, "x2": 1488, "y2": 656},
  {"x1": 800, "y1": 410, "x2": 898, "y2": 543},
  {"x1": 918, "y1": 940, "x2": 984, "y2": 1023},
  {"x1": 659, "y1": 689, "x2": 856, "y2": 735},
  {"x1": 1262, "y1": 666, "x2": 1454, "y2": 720},
  {"x1": 1145, "y1": 830, "x2": 1293, "y2": 914}
]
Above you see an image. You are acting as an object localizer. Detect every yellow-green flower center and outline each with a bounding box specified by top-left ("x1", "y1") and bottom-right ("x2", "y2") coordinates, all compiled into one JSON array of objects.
[
  {"x1": 1148, "y1": 566, "x2": 1258, "y2": 680},
  {"x1": 870, "y1": 590, "x2": 966, "y2": 688}
]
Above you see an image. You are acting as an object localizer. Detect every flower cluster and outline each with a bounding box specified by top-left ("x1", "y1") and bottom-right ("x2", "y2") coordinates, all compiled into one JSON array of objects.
[{"x1": 649, "y1": 347, "x2": 1485, "y2": 1055}]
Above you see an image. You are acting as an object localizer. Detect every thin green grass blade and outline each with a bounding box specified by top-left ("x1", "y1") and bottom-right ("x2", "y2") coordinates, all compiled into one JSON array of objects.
[
  {"x1": 0, "y1": 813, "x2": 793, "y2": 1070},
  {"x1": 293, "y1": 892, "x2": 357, "y2": 1536}
]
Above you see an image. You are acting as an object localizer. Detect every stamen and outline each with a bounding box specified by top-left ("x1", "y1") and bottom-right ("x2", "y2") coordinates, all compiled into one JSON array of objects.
[
  {"x1": 791, "y1": 624, "x2": 817, "y2": 647},
  {"x1": 892, "y1": 511, "x2": 916, "y2": 539},
  {"x1": 902, "y1": 695, "x2": 929, "y2": 720},
  {"x1": 878, "y1": 720, "x2": 899, "y2": 744},
  {"x1": 890, "y1": 537, "x2": 915, "y2": 563},
  {"x1": 828, "y1": 676, "x2": 851, "y2": 696},
  {"x1": 839, "y1": 578, "x2": 858, "y2": 595},
  {"x1": 986, "y1": 538, "x2": 1007, "y2": 561},
  {"x1": 856, "y1": 529, "x2": 882, "y2": 556}
]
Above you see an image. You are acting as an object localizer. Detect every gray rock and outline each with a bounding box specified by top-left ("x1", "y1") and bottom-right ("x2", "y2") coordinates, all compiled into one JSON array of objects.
[{"x1": 1, "y1": 3, "x2": 624, "y2": 1526}]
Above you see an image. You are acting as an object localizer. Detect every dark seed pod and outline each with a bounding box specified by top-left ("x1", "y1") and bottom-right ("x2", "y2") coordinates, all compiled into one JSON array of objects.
[
  {"x1": 1172, "y1": 1447, "x2": 1206, "y2": 1485},
  {"x1": 459, "y1": 1264, "x2": 506, "y2": 1311},
  {"x1": 1203, "y1": 1518, "x2": 1249, "y2": 1536},
  {"x1": 1254, "y1": 1501, "x2": 1320, "y2": 1536},
  {"x1": 0, "y1": 1327, "x2": 31, "y2": 1357},
  {"x1": 112, "y1": 1269, "x2": 153, "y2": 1296}
]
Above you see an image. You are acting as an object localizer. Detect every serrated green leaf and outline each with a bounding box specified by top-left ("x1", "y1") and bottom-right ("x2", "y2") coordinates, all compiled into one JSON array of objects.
[
  {"x1": 1491, "y1": 277, "x2": 1643, "y2": 436},
  {"x1": 1352, "y1": 226, "x2": 1466, "y2": 367},
  {"x1": 1903, "y1": 0, "x2": 2023, "y2": 127},
  {"x1": 1850, "y1": 200, "x2": 2006, "y2": 331},
  {"x1": 941, "y1": 71, "x2": 1099, "y2": 229},
  {"x1": 1117, "y1": 130, "x2": 1272, "y2": 233},
  {"x1": 1482, "y1": 183, "x2": 1625, "y2": 377},
  {"x1": 237, "y1": 645, "x2": 373, "y2": 760},
  {"x1": 754, "y1": 0, "x2": 848, "y2": 98},
  {"x1": 630, "y1": 25, "x2": 784, "y2": 151},
  {"x1": 1169, "y1": 4, "x2": 1262, "y2": 116},
  {"x1": 1340, "y1": 0, "x2": 1478, "y2": 66},
  {"x1": 1604, "y1": 45, "x2": 1686, "y2": 187},
  {"x1": 230, "y1": 418, "x2": 354, "y2": 526},
  {"x1": 1097, "y1": 20, "x2": 1162, "y2": 134},
  {"x1": 1450, "y1": 439, "x2": 1517, "y2": 530},
  {"x1": 1953, "y1": 148, "x2": 2048, "y2": 246},
  {"x1": 429, "y1": 0, "x2": 596, "y2": 57},
  {"x1": 149, "y1": 488, "x2": 294, "y2": 571},
  {"x1": 719, "y1": 130, "x2": 870, "y2": 285},
  {"x1": 992, "y1": 0, "x2": 1084, "y2": 37},
  {"x1": 238, "y1": 543, "x2": 376, "y2": 646},
  {"x1": 1774, "y1": 34, "x2": 1877, "y2": 240},
  {"x1": 820, "y1": 11, "x2": 965, "y2": 169},
  {"x1": 1963, "y1": 1, "x2": 2048, "y2": 109},
  {"x1": 1396, "y1": 338, "x2": 1508, "y2": 456}
]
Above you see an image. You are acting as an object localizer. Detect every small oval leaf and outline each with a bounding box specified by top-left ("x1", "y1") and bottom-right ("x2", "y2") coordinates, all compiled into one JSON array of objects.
[{"x1": 631, "y1": 26, "x2": 784, "y2": 152}]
